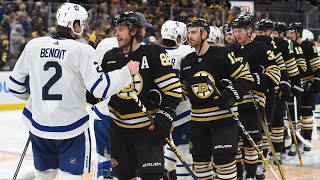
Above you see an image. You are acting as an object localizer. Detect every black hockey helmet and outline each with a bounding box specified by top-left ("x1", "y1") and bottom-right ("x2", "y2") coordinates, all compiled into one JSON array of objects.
[
  {"x1": 273, "y1": 21, "x2": 287, "y2": 33},
  {"x1": 222, "y1": 23, "x2": 232, "y2": 33},
  {"x1": 186, "y1": 18, "x2": 210, "y2": 33},
  {"x1": 231, "y1": 14, "x2": 254, "y2": 29},
  {"x1": 288, "y1": 22, "x2": 303, "y2": 34},
  {"x1": 255, "y1": 19, "x2": 273, "y2": 30},
  {"x1": 113, "y1": 11, "x2": 142, "y2": 30}
]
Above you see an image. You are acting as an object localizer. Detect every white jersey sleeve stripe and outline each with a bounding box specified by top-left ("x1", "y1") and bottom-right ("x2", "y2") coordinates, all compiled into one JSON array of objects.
[
  {"x1": 23, "y1": 108, "x2": 89, "y2": 132},
  {"x1": 9, "y1": 76, "x2": 27, "y2": 85},
  {"x1": 9, "y1": 89, "x2": 28, "y2": 94},
  {"x1": 89, "y1": 76, "x2": 103, "y2": 94},
  {"x1": 102, "y1": 73, "x2": 111, "y2": 98},
  {"x1": 92, "y1": 106, "x2": 111, "y2": 121}
]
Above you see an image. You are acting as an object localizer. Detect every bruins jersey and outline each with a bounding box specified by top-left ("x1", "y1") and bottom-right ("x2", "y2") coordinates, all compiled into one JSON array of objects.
[
  {"x1": 229, "y1": 41, "x2": 281, "y2": 108},
  {"x1": 289, "y1": 40, "x2": 307, "y2": 73},
  {"x1": 180, "y1": 46, "x2": 253, "y2": 126},
  {"x1": 273, "y1": 37, "x2": 301, "y2": 85},
  {"x1": 254, "y1": 35, "x2": 289, "y2": 82},
  {"x1": 300, "y1": 40, "x2": 320, "y2": 83},
  {"x1": 101, "y1": 45, "x2": 182, "y2": 129}
]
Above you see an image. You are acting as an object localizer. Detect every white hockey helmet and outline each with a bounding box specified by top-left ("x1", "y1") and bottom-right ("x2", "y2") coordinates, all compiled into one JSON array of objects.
[
  {"x1": 207, "y1": 26, "x2": 222, "y2": 44},
  {"x1": 176, "y1": 21, "x2": 188, "y2": 44},
  {"x1": 56, "y1": 3, "x2": 88, "y2": 36},
  {"x1": 161, "y1": 20, "x2": 186, "y2": 44},
  {"x1": 301, "y1": 29, "x2": 314, "y2": 41}
]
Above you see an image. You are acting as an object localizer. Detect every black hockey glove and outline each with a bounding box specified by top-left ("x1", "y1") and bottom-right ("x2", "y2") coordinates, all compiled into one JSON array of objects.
[
  {"x1": 252, "y1": 73, "x2": 262, "y2": 88},
  {"x1": 308, "y1": 78, "x2": 320, "y2": 94},
  {"x1": 147, "y1": 89, "x2": 162, "y2": 107},
  {"x1": 216, "y1": 80, "x2": 241, "y2": 110},
  {"x1": 279, "y1": 81, "x2": 291, "y2": 101},
  {"x1": 291, "y1": 84, "x2": 304, "y2": 96},
  {"x1": 154, "y1": 107, "x2": 176, "y2": 139}
]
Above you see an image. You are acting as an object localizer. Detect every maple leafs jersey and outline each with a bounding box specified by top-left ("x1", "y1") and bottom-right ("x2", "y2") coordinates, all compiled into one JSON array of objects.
[
  {"x1": 8, "y1": 36, "x2": 132, "y2": 139},
  {"x1": 101, "y1": 45, "x2": 182, "y2": 129},
  {"x1": 228, "y1": 41, "x2": 281, "y2": 108},
  {"x1": 95, "y1": 37, "x2": 118, "y2": 64},
  {"x1": 180, "y1": 46, "x2": 253, "y2": 126},
  {"x1": 165, "y1": 44, "x2": 194, "y2": 127}
]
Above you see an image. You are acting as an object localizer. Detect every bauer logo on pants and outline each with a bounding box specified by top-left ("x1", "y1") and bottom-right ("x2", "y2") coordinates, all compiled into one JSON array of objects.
[
  {"x1": 214, "y1": 144, "x2": 232, "y2": 149},
  {"x1": 142, "y1": 162, "x2": 162, "y2": 168}
]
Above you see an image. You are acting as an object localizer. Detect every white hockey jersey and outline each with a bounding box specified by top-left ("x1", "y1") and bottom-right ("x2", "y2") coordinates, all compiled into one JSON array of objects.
[
  {"x1": 8, "y1": 36, "x2": 132, "y2": 140},
  {"x1": 95, "y1": 37, "x2": 118, "y2": 64},
  {"x1": 165, "y1": 45, "x2": 194, "y2": 127},
  {"x1": 91, "y1": 37, "x2": 119, "y2": 120}
]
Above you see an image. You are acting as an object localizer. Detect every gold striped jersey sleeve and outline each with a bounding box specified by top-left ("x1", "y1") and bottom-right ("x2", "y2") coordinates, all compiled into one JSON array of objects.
[
  {"x1": 290, "y1": 40, "x2": 307, "y2": 72},
  {"x1": 300, "y1": 41, "x2": 320, "y2": 83},
  {"x1": 155, "y1": 73, "x2": 182, "y2": 99}
]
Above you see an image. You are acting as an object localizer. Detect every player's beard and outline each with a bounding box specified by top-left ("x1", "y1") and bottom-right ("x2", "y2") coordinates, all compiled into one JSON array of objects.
[{"x1": 119, "y1": 37, "x2": 131, "y2": 49}]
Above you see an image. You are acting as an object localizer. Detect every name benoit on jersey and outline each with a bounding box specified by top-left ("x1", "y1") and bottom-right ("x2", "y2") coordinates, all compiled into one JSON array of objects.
[{"x1": 40, "y1": 48, "x2": 66, "y2": 60}]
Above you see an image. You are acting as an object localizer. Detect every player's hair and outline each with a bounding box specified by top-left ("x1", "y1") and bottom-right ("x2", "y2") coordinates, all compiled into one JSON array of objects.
[
  {"x1": 162, "y1": 38, "x2": 178, "y2": 47},
  {"x1": 55, "y1": 20, "x2": 81, "y2": 39}
]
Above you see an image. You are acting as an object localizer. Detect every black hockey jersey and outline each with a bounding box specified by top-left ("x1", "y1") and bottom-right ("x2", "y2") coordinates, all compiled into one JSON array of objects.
[
  {"x1": 273, "y1": 37, "x2": 300, "y2": 86},
  {"x1": 101, "y1": 45, "x2": 182, "y2": 128},
  {"x1": 254, "y1": 35, "x2": 289, "y2": 82},
  {"x1": 228, "y1": 41, "x2": 281, "y2": 108},
  {"x1": 289, "y1": 40, "x2": 307, "y2": 73},
  {"x1": 180, "y1": 46, "x2": 253, "y2": 125},
  {"x1": 300, "y1": 40, "x2": 320, "y2": 83}
]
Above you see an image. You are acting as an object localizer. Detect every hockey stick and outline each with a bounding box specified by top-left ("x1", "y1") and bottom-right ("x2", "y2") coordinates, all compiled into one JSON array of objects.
[
  {"x1": 131, "y1": 94, "x2": 198, "y2": 180},
  {"x1": 284, "y1": 101, "x2": 303, "y2": 166},
  {"x1": 250, "y1": 91, "x2": 286, "y2": 180},
  {"x1": 293, "y1": 96, "x2": 314, "y2": 147},
  {"x1": 13, "y1": 137, "x2": 30, "y2": 180},
  {"x1": 206, "y1": 80, "x2": 280, "y2": 180}
]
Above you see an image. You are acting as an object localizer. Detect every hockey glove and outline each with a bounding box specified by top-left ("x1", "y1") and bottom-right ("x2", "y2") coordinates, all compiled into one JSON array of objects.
[
  {"x1": 147, "y1": 89, "x2": 163, "y2": 107},
  {"x1": 216, "y1": 82, "x2": 241, "y2": 110},
  {"x1": 252, "y1": 73, "x2": 262, "y2": 88},
  {"x1": 154, "y1": 107, "x2": 176, "y2": 139},
  {"x1": 291, "y1": 84, "x2": 304, "y2": 96},
  {"x1": 279, "y1": 81, "x2": 291, "y2": 101},
  {"x1": 308, "y1": 78, "x2": 320, "y2": 94}
]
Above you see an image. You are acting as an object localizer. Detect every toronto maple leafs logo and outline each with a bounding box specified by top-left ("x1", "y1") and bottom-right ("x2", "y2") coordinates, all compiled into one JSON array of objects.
[{"x1": 74, "y1": 5, "x2": 79, "y2": 11}]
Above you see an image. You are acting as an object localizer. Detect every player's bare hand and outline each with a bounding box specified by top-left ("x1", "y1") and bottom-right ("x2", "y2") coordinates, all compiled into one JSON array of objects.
[{"x1": 126, "y1": 60, "x2": 140, "y2": 75}]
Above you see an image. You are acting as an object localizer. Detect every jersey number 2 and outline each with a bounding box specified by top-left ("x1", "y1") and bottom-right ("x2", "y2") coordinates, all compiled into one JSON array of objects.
[{"x1": 42, "y1": 61, "x2": 62, "y2": 100}]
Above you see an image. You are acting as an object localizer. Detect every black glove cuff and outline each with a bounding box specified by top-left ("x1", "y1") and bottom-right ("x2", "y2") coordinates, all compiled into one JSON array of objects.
[
  {"x1": 157, "y1": 107, "x2": 175, "y2": 122},
  {"x1": 280, "y1": 81, "x2": 291, "y2": 88},
  {"x1": 253, "y1": 73, "x2": 261, "y2": 86},
  {"x1": 292, "y1": 84, "x2": 304, "y2": 93},
  {"x1": 226, "y1": 85, "x2": 241, "y2": 100}
]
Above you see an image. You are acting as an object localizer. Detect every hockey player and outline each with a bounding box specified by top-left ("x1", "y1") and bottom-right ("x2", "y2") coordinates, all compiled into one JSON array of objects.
[
  {"x1": 207, "y1": 25, "x2": 223, "y2": 46},
  {"x1": 230, "y1": 15, "x2": 281, "y2": 179},
  {"x1": 160, "y1": 20, "x2": 194, "y2": 180},
  {"x1": 254, "y1": 19, "x2": 301, "y2": 164},
  {"x1": 222, "y1": 23, "x2": 237, "y2": 46},
  {"x1": 273, "y1": 21, "x2": 307, "y2": 156},
  {"x1": 180, "y1": 18, "x2": 254, "y2": 179},
  {"x1": 100, "y1": 11, "x2": 182, "y2": 180},
  {"x1": 287, "y1": 22, "x2": 320, "y2": 152},
  {"x1": 91, "y1": 12, "x2": 153, "y2": 180},
  {"x1": 8, "y1": 3, "x2": 139, "y2": 180}
]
